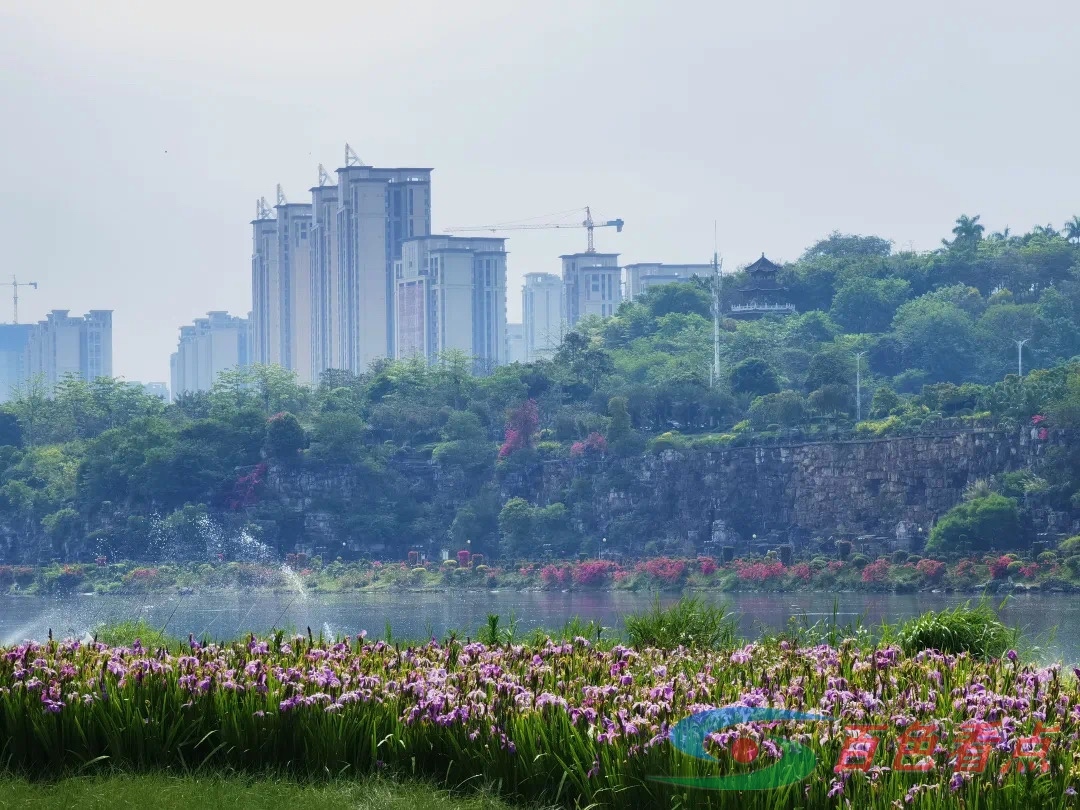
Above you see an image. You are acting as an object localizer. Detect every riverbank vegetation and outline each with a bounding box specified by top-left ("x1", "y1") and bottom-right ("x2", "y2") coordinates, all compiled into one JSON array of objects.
[
  {"x1": 1, "y1": 218, "x2": 1079, "y2": 565},
  {"x1": 8, "y1": 536, "x2": 1080, "y2": 596},
  {"x1": 1, "y1": 599, "x2": 1076, "y2": 808}
]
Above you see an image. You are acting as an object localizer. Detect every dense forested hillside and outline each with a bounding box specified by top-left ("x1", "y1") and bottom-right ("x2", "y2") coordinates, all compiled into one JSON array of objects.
[{"x1": 2, "y1": 216, "x2": 1080, "y2": 563}]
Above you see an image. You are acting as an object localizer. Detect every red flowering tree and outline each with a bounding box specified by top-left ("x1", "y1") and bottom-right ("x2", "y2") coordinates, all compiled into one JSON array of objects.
[
  {"x1": 499, "y1": 399, "x2": 539, "y2": 459},
  {"x1": 228, "y1": 462, "x2": 268, "y2": 510},
  {"x1": 570, "y1": 432, "x2": 609, "y2": 457}
]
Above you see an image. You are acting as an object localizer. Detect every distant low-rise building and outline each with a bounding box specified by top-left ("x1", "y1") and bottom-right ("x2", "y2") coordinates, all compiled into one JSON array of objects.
[
  {"x1": 624, "y1": 262, "x2": 711, "y2": 300},
  {"x1": 170, "y1": 311, "x2": 252, "y2": 396}
]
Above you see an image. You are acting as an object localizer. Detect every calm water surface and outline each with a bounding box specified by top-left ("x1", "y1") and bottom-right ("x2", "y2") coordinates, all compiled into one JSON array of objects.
[{"x1": 1, "y1": 591, "x2": 1076, "y2": 664}]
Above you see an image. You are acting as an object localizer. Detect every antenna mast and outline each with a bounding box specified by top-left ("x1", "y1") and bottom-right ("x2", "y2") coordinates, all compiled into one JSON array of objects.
[
  {"x1": 344, "y1": 143, "x2": 365, "y2": 167},
  {"x1": 1, "y1": 276, "x2": 38, "y2": 324},
  {"x1": 318, "y1": 164, "x2": 331, "y2": 187},
  {"x1": 256, "y1": 198, "x2": 274, "y2": 219},
  {"x1": 710, "y1": 223, "x2": 724, "y2": 387},
  {"x1": 276, "y1": 184, "x2": 287, "y2": 206}
]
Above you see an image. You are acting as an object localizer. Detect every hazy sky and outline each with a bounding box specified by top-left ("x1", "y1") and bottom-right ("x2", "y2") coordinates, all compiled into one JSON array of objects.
[{"x1": 1, "y1": 1, "x2": 1077, "y2": 383}]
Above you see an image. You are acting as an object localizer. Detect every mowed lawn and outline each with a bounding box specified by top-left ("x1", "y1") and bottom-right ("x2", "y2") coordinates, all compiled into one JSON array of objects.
[{"x1": 0, "y1": 773, "x2": 543, "y2": 810}]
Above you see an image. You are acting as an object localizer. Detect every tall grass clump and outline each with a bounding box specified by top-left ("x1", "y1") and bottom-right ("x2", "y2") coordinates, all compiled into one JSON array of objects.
[
  {"x1": 623, "y1": 595, "x2": 737, "y2": 650},
  {"x1": 893, "y1": 598, "x2": 1021, "y2": 660},
  {"x1": 93, "y1": 620, "x2": 181, "y2": 651}
]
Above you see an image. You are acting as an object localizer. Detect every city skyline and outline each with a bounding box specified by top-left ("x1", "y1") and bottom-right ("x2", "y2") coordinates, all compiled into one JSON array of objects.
[{"x1": 2, "y1": 3, "x2": 1077, "y2": 382}]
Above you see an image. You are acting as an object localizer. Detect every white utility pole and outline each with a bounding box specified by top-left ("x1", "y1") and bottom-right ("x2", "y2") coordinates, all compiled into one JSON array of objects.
[
  {"x1": 710, "y1": 223, "x2": 723, "y2": 387},
  {"x1": 855, "y1": 351, "x2": 867, "y2": 422},
  {"x1": 1014, "y1": 339, "x2": 1030, "y2": 377}
]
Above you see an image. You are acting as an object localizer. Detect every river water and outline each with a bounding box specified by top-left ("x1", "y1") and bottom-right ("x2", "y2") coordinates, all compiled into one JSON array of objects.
[{"x1": 2, "y1": 590, "x2": 1077, "y2": 664}]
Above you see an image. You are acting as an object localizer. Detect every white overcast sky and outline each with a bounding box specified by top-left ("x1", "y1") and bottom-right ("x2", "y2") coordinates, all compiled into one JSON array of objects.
[{"x1": 0, "y1": 0, "x2": 1076, "y2": 383}]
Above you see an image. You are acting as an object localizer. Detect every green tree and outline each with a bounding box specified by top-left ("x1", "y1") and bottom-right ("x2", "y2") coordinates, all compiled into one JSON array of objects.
[
  {"x1": 1065, "y1": 215, "x2": 1080, "y2": 245},
  {"x1": 925, "y1": 494, "x2": 1022, "y2": 552},
  {"x1": 748, "y1": 390, "x2": 806, "y2": 429},
  {"x1": 309, "y1": 411, "x2": 366, "y2": 463},
  {"x1": 607, "y1": 396, "x2": 631, "y2": 440},
  {"x1": 870, "y1": 385, "x2": 900, "y2": 418},
  {"x1": 830, "y1": 276, "x2": 911, "y2": 333},
  {"x1": 729, "y1": 358, "x2": 779, "y2": 397},
  {"x1": 264, "y1": 412, "x2": 306, "y2": 462},
  {"x1": 498, "y1": 497, "x2": 534, "y2": 558}
]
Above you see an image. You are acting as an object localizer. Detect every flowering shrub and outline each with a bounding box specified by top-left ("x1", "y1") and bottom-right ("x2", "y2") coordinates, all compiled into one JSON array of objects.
[
  {"x1": 988, "y1": 555, "x2": 1012, "y2": 580},
  {"x1": 734, "y1": 559, "x2": 785, "y2": 583},
  {"x1": 457, "y1": 550, "x2": 471, "y2": 568},
  {"x1": 916, "y1": 558, "x2": 947, "y2": 583},
  {"x1": 540, "y1": 565, "x2": 571, "y2": 587},
  {"x1": 642, "y1": 558, "x2": 687, "y2": 585},
  {"x1": 861, "y1": 559, "x2": 891, "y2": 584},
  {"x1": 572, "y1": 560, "x2": 615, "y2": 586},
  {"x1": 1018, "y1": 563, "x2": 1039, "y2": 579},
  {"x1": 697, "y1": 556, "x2": 718, "y2": 576},
  {"x1": 790, "y1": 563, "x2": 812, "y2": 582}
]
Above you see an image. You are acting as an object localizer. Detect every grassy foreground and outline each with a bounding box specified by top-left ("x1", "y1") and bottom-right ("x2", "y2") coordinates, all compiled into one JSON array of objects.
[{"x1": 0, "y1": 773, "x2": 533, "y2": 810}]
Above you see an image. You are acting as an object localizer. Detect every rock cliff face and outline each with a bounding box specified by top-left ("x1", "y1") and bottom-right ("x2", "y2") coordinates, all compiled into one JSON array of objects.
[{"x1": 266, "y1": 429, "x2": 1074, "y2": 555}]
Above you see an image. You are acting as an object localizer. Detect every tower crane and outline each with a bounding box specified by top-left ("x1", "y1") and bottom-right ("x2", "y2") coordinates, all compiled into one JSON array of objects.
[
  {"x1": 445, "y1": 207, "x2": 624, "y2": 254},
  {"x1": 1, "y1": 276, "x2": 38, "y2": 324}
]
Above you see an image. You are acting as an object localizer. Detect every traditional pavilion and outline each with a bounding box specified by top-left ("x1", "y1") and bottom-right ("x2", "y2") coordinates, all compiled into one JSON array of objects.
[{"x1": 729, "y1": 253, "x2": 796, "y2": 318}]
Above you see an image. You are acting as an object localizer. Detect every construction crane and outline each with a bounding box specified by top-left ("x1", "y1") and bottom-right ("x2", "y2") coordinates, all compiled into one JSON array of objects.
[
  {"x1": 1, "y1": 276, "x2": 38, "y2": 324},
  {"x1": 445, "y1": 207, "x2": 624, "y2": 253}
]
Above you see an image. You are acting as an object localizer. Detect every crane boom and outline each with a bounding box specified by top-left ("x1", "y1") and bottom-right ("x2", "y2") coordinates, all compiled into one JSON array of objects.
[
  {"x1": 445, "y1": 206, "x2": 623, "y2": 254},
  {"x1": 0, "y1": 276, "x2": 38, "y2": 324}
]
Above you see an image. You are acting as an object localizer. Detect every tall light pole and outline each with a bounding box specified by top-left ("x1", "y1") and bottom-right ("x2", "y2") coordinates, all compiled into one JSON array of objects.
[
  {"x1": 1014, "y1": 339, "x2": 1030, "y2": 377},
  {"x1": 599, "y1": 537, "x2": 607, "y2": 561},
  {"x1": 855, "y1": 349, "x2": 864, "y2": 421}
]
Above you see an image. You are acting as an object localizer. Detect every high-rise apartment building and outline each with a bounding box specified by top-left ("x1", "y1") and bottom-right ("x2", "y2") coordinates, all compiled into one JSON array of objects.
[
  {"x1": 275, "y1": 201, "x2": 313, "y2": 382},
  {"x1": 505, "y1": 323, "x2": 525, "y2": 365},
  {"x1": 169, "y1": 311, "x2": 252, "y2": 396},
  {"x1": 561, "y1": 253, "x2": 621, "y2": 328},
  {"x1": 624, "y1": 263, "x2": 711, "y2": 300},
  {"x1": 250, "y1": 213, "x2": 278, "y2": 366},
  {"x1": 393, "y1": 236, "x2": 506, "y2": 372},
  {"x1": 250, "y1": 198, "x2": 314, "y2": 383},
  {"x1": 335, "y1": 165, "x2": 432, "y2": 373},
  {"x1": 0, "y1": 324, "x2": 32, "y2": 402},
  {"x1": 309, "y1": 179, "x2": 339, "y2": 377},
  {"x1": 26, "y1": 310, "x2": 112, "y2": 387},
  {"x1": 522, "y1": 272, "x2": 563, "y2": 361}
]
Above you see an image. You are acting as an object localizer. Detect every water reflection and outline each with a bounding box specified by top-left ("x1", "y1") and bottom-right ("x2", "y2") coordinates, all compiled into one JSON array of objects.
[{"x1": 1, "y1": 590, "x2": 1074, "y2": 664}]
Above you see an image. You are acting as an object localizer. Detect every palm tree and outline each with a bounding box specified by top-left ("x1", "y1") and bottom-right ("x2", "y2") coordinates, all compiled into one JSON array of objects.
[
  {"x1": 1032, "y1": 223, "x2": 1060, "y2": 239},
  {"x1": 950, "y1": 214, "x2": 985, "y2": 245},
  {"x1": 990, "y1": 226, "x2": 1011, "y2": 241},
  {"x1": 1065, "y1": 216, "x2": 1080, "y2": 244}
]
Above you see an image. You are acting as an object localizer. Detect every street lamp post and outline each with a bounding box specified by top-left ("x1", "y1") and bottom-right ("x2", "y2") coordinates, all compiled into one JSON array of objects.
[
  {"x1": 1014, "y1": 339, "x2": 1030, "y2": 378},
  {"x1": 599, "y1": 537, "x2": 607, "y2": 560},
  {"x1": 854, "y1": 352, "x2": 867, "y2": 422}
]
